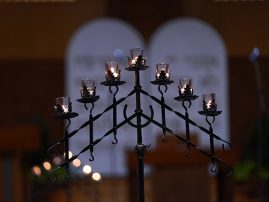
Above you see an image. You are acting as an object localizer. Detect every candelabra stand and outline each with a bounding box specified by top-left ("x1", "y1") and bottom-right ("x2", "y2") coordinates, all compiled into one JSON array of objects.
[{"x1": 48, "y1": 48, "x2": 231, "y2": 202}]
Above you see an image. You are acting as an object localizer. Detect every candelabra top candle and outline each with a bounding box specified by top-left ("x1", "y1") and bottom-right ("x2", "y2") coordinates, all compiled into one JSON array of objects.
[
  {"x1": 128, "y1": 48, "x2": 146, "y2": 67},
  {"x1": 156, "y1": 63, "x2": 170, "y2": 81},
  {"x1": 105, "y1": 61, "x2": 121, "y2": 81}
]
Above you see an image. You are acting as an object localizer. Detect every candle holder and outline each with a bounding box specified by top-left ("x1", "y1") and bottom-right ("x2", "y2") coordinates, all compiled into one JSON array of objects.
[
  {"x1": 101, "y1": 61, "x2": 125, "y2": 87},
  {"x1": 174, "y1": 78, "x2": 198, "y2": 150},
  {"x1": 151, "y1": 63, "x2": 173, "y2": 85},
  {"x1": 48, "y1": 48, "x2": 232, "y2": 202},
  {"x1": 199, "y1": 93, "x2": 222, "y2": 116},
  {"x1": 198, "y1": 93, "x2": 222, "y2": 172},
  {"x1": 54, "y1": 97, "x2": 78, "y2": 119},
  {"x1": 174, "y1": 78, "x2": 198, "y2": 101},
  {"x1": 127, "y1": 48, "x2": 148, "y2": 70},
  {"x1": 77, "y1": 79, "x2": 100, "y2": 104}
]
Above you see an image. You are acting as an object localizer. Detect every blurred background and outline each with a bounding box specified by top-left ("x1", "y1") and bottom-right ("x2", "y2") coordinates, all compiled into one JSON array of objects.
[{"x1": 1, "y1": 0, "x2": 269, "y2": 202}]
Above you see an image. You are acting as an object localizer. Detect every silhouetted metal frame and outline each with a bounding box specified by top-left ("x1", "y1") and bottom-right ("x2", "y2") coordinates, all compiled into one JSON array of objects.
[{"x1": 48, "y1": 63, "x2": 232, "y2": 202}]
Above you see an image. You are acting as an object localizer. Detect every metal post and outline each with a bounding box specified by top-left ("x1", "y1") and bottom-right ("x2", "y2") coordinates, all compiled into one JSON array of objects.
[{"x1": 134, "y1": 69, "x2": 145, "y2": 202}]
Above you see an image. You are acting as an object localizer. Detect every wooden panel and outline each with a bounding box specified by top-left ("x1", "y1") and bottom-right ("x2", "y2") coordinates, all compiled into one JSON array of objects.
[{"x1": 0, "y1": 125, "x2": 40, "y2": 151}]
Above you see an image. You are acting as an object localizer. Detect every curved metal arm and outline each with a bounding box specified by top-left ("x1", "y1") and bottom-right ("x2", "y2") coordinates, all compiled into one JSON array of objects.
[
  {"x1": 182, "y1": 99, "x2": 192, "y2": 112},
  {"x1": 158, "y1": 84, "x2": 168, "y2": 96},
  {"x1": 109, "y1": 85, "x2": 119, "y2": 98},
  {"x1": 89, "y1": 152, "x2": 95, "y2": 161},
  {"x1": 65, "y1": 118, "x2": 71, "y2": 131},
  {"x1": 112, "y1": 135, "x2": 118, "y2": 145},
  {"x1": 123, "y1": 104, "x2": 137, "y2": 128},
  {"x1": 210, "y1": 160, "x2": 217, "y2": 173},
  {"x1": 140, "y1": 105, "x2": 154, "y2": 128},
  {"x1": 206, "y1": 115, "x2": 216, "y2": 126},
  {"x1": 123, "y1": 104, "x2": 154, "y2": 128},
  {"x1": 90, "y1": 103, "x2": 95, "y2": 114}
]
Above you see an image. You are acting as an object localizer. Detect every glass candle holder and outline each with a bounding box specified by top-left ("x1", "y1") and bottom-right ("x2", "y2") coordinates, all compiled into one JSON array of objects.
[
  {"x1": 179, "y1": 78, "x2": 193, "y2": 96},
  {"x1": 202, "y1": 93, "x2": 217, "y2": 111},
  {"x1": 105, "y1": 61, "x2": 121, "y2": 81},
  {"x1": 128, "y1": 48, "x2": 145, "y2": 67},
  {"x1": 55, "y1": 97, "x2": 70, "y2": 113},
  {"x1": 156, "y1": 63, "x2": 170, "y2": 81},
  {"x1": 80, "y1": 79, "x2": 96, "y2": 98}
]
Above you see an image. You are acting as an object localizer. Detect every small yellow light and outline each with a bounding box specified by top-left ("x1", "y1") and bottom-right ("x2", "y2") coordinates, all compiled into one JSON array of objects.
[
  {"x1": 72, "y1": 159, "x2": 81, "y2": 168},
  {"x1": 43, "y1": 161, "x2": 52, "y2": 171},
  {"x1": 92, "y1": 172, "x2": 101, "y2": 182},
  {"x1": 32, "y1": 165, "x2": 42, "y2": 176},
  {"x1": 82, "y1": 165, "x2": 92, "y2": 175}
]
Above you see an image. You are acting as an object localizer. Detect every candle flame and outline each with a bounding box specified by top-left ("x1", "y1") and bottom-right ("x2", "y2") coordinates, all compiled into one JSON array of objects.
[
  {"x1": 62, "y1": 105, "x2": 69, "y2": 113},
  {"x1": 206, "y1": 100, "x2": 212, "y2": 109},
  {"x1": 110, "y1": 67, "x2": 115, "y2": 73},
  {"x1": 89, "y1": 90, "x2": 94, "y2": 95},
  {"x1": 113, "y1": 72, "x2": 119, "y2": 78},
  {"x1": 131, "y1": 56, "x2": 138, "y2": 65}
]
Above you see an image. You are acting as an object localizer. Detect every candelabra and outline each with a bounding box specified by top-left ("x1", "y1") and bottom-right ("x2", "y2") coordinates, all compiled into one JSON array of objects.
[{"x1": 48, "y1": 48, "x2": 232, "y2": 202}]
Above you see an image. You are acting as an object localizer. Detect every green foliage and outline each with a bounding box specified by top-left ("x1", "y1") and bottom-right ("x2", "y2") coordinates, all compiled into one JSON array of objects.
[
  {"x1": 234, "y1": 160, "x2": 256, "y2": 182},
  {"x1": 234, "y1": 115, "x2": 269, "y2": 182}
]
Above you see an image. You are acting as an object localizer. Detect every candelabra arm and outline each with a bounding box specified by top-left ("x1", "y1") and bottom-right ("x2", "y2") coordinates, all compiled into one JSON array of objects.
[
  {"x1": 50, "y1": 89, "x2": 136, "y2": 148},
  {"x1": 158, "y1": 84, "x2": 168, "y2": 95},
  {"x1": 65, "y1": 112, "x2": 138, "y2": 162},
  {"x1": 140, "y1": 89, "x2": 231, "y2": 148}
]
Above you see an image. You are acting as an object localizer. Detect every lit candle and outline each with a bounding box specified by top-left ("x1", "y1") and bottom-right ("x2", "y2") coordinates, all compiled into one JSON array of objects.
[
  {"x1": 55, "y1": 97, "x2": 70, "y2": 113},
  {"x1": 128, "y1": 48, "x2": 145, "y2": 67},
  {"x1": 105, "y1": 61, "x2": 121, "y2": 81},
  {"x1": 81, "y1": 79, "x2": 96, "y2": 98},
  {"x1": 131, "y1": 57, "x2": 138, "y2": 65},
  {"x1": 202, "y1": 93, "x2": 217, "y2": 111},
  {"x1": 156, "y1": 63, "x2": 170, "y2": 81},
  {"x1": 179, "y1": 78, "x2": 193, "y2": 96}
]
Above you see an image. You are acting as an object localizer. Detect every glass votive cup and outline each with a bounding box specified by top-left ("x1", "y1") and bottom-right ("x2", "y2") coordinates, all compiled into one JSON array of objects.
[
  {"x1": 202, "y1": 93, "x2": 217, "y2": 111},
  {"x1": 105, "y1": 61, "x2": 121, "y2": 81},
  {"x1": 156, "y1": 63, "x2": 170, "y2": 81},
  {"x1": 128, "y1": 48, "x2": 145, "y2": 66},
  {"x1": 179, "y1": 78, "x2": 193, "y2": 96},
  {"x1": 80, "y1": 79, "x2": 96, "y2": 98},
  {"x1": 55, "y1": 96, "x2": 70, "y2": 113}
]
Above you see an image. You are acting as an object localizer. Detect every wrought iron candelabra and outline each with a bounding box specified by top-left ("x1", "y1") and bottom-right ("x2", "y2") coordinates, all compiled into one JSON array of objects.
[{"x1": 48, "y1": 48, "x2": 232, "y2": 202}]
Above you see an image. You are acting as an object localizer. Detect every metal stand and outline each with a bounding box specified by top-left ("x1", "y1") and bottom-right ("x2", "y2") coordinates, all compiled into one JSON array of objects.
[{"x1": 48, "y1": 55, "x2": 232, "y2": 202}]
